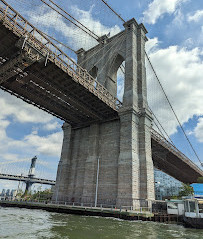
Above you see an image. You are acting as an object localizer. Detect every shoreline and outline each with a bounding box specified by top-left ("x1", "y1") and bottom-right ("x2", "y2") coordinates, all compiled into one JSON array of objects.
[{"x1": 0, "y1": 200, "x2": 184, "y2": 225}]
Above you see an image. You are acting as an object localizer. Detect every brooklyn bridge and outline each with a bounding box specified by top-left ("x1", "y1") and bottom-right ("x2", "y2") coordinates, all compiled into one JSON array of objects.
[{"x1": 0, "y1": 0, "x2": 202, "y2": 208}]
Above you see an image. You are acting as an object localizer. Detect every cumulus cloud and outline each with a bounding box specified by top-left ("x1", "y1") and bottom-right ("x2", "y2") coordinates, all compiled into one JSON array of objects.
[
  {"x1": 188, "y1": 10, "x2": 203, "y2": 22},
  {"x1": 145, "y1": 37, "x2": 160, "y2": 53},
  {"x1": 29, "y1": 5, "x2": 121, "y2": 51},
  {"x1": 24, "y1": 130, "x2": 63, "y2": 156},
  {"x1": 146, "y1": 38, "x2": 203, "y2": 136},
  {"x1": 0, "y1": 120, "x2": 62, "y2": 159},
  {"x1": 143, "y1": 0, "x2": 187, "y2": 24},
  {"x1": 43, "y1": 121, "x2": 61, "y2": 131},
  {"x1": 0, "y1": 90, "x2": 63, "y2": 181},
  {"x1": 194, "y1": 118, "x2": 203, "y2": 142},
  {"x1": 0, "y1": 91, "x2": 53, "y2": 124}
]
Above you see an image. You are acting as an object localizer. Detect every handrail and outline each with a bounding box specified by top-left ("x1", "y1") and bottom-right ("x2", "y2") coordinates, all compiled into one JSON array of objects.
[
  {"x1": 0, "y1": 0, "x2": 122, "y2": 110},
  {"x1": 151, "y1": 129, "x2": 202, "y2": 173}
]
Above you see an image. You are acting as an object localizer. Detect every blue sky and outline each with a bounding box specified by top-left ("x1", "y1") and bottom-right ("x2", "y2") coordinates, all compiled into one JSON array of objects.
[{"x1": 0, "y1": 0, "x2": 203, "y2": 191}]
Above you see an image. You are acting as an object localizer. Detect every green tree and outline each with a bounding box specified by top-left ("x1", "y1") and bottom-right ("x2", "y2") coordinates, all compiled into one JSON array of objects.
[
  {"x1": 30, "y1": 188, "x2": 53, "y2": 201},
  {"x1": 178, "y1": 183, "x2": 194, "y2": 197},
  {"x1": 197, "y1": 177, "x2": 203, "y2": 183},
  {"x1": 16, "y1": 189, "x2": 24, "y2": 198}
]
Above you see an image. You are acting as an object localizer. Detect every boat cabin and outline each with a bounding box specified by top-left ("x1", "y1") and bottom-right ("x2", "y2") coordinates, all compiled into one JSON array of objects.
[{"x1": 184, "y1": 199, "x2": 203, "y2": 218}]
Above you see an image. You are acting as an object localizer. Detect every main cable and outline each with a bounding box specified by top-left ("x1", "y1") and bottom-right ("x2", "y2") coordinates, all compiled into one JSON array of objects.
[
  {"x1": 99, "y1": 0, "x2": 125, "y2": 23},
  {"x1": 40, "y1": 0, "x2": 99, "y2": 41},
  {"x1": 47, "y1": 0, "x2": 99, "y2": 39}
]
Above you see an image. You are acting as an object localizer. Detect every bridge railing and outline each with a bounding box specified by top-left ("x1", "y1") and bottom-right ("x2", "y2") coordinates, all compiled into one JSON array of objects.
[
  {"x1": 0, "y1": 0, "x2": 122, "y2": 110},
  {"x1": 0, "y1": 173, "x2": 55, "y2": 184},
  {"x1": 151, "y1": 129, "x2": 201, "y2": 171}
]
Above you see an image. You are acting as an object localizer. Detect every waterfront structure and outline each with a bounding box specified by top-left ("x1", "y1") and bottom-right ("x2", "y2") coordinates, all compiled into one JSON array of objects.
[
  {"x1": 183, "y1": 198, "x2": 203, "y2": 228},
  {"x1": 191, "y1": 183, "x2": 203, "y2": 198},
  {"x1": 0, "y1": 156, "x2": 55, "y2": 193},
  {"x1": 154, "y1": 169, "x2": 182, "y2": 200},
  {"x1": 0, "y1": 188, "x2": 17, "y2": 200}
]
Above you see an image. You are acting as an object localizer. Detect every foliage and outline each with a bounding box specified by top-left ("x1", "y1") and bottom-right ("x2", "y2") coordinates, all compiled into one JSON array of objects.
[
  {"x1": 16, "y1": 188, "x2": 53, "y2": 201},
  {"x1": 178, "y1": 183, "x2": 194, "y2": 197},
  {"x1": 16, "y1": 189, "x2": 24, "y2": 197},
  {"x1": 30, "y1": 188, "x2": 53, "y2": 201},
  {"x1": 197, "y1": 177, "x2": 203, "y2": 183}
]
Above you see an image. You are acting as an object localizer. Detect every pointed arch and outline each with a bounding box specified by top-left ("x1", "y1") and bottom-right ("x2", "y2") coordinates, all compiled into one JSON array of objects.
[
  {"x1": 105, "y1": 53, "x2": 125, "y2": 98},
  {"x1": 89, "y1": 66, "x2": 98, "y2": 79}
]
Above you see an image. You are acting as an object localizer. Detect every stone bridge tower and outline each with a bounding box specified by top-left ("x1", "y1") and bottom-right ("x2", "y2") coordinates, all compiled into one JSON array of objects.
[{"x1": 53, "y1": 18, "x2": 155, "y2": 208}]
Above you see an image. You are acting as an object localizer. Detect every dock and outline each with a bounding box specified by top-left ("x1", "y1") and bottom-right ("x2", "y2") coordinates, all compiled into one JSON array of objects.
[{"x1": 0, "y1": 200, "x2": 183, "y2": 224}]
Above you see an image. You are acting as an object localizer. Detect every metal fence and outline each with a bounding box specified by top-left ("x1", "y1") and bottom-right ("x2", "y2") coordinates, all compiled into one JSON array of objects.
[{"x1": 1, "y1": 198, "x2": 153, "y2": 213}]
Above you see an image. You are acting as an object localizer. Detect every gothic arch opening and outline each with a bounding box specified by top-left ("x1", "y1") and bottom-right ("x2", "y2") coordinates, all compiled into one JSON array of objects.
[
  {"x1": 89, "y1": 66, "x2": 98, "y2": 80},
  {"x1": 106, "y1": 54, "x2": 125, "y2": 101}
]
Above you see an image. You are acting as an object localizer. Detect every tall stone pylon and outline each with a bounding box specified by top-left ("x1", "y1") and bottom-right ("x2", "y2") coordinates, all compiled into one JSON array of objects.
[{"x1": 52, "y1": 18, "x2": 155, "y2": 208}]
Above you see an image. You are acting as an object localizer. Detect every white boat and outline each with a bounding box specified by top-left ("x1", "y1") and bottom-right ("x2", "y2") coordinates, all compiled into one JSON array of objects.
[{"x1": 183, "y1": 199, "x2": 203, "y2": 228}]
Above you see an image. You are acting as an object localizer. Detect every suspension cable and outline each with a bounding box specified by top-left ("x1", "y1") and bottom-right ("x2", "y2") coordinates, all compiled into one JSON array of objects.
[
  {"x1": 118, "y1": 63, "x2": 174, "y2": 145},
  {"x1": 47, "y1": 0, "x2": 99, "y2": 39},
  {"x1": 97, "y1": 35, "x2": 125, "y2": 78},
  {"x1": 40, "y1": 0, "x2": 99, "y2": 41},
  {"x1": 79, "y1": 33, "x2": 124, "y2": 68},
  {"x1": 145, "y1": 52, "x2": 202, "y2": 165},
  {"x1": 149, "y1": 107, "x2": 175, "y2": 146},
  {"x1": 41, "y1": 31, "x2": 76, "y2": 53},
  {"x1": 100, "y1": 0, "x2": 126, "y2": 23}
]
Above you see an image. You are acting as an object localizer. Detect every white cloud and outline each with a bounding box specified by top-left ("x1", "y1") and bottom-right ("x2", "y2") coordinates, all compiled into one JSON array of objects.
[
  {"x1": 146, "y1": 38, "x2": 203, "y2": 136},
  {"x1": 146, "y1": 37, "x2": 160, "y2": 53},
  {"x1": 43, "y1": 121, "x2": 61, "y2": 131},
  {"x1": 24, "y1": 130, "x2": 63, "y2": 156},
  {"x1": 194, "y1": 118, "x2": 203, "y2": 142},
  {"x1": 188, "y1": 10, "x2": 203, "y2": 22},
  {"x1": 0, "y1": 91, "x2": 63, "y2": 179},
  {"x1": 71, "y1": 5, "x2": 121, "y2": 37},
  {"x1": 0, "y1": 91, "x2": 53, "y2": 124},
  {"x1": 173, "y1": 9, "x2": 184, "y2": 26},
  {"x1": 143, "y1": 0, "x2": 187, "y2": 24},
  {"x1": 29, "y1": 5, "x2": 121, "y2": 51}
]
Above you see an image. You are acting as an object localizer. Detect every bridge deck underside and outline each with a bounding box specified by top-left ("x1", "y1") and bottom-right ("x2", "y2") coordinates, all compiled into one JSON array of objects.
[
  {"x1": 0, "y1": 22, "x2": 118, "y2": 128},
  {"x1": 151, "y1": 138, "x2": 202, "y2": 184}
]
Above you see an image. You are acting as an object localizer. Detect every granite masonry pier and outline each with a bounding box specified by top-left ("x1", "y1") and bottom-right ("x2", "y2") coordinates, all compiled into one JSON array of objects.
[{"x1": 52, "y1": 19, "x2": 155, "y2": 208}]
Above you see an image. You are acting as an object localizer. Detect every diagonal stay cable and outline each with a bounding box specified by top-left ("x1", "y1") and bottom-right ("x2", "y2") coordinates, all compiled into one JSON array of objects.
[
  {"x1": 42, "y1": 31, "x2": 76, "y2": 53},
  {"x1": 40, "y1": 0, "x2": 99, "y2": 41},
  {"x1": 149, "y1": 107, "x2": 175, "y2": 146},
  {"x1": 96, "y1": 34, "x2": 126, "y2": 78},
  {"x1": 79, "y1": 33, "x2": 125, "y2": 69},
  {"x1": 47, "y1": 0, "x2": 99, "y2": 39},
  {"x1": 145, "y1": 51, "x2": 202, "y2": 165},
  {"x1": 99, "y1": 0, "x2": 125, "y2": 23},
  {"x1": 118, "y1": 62, "x2": 174, "y2": 145}
]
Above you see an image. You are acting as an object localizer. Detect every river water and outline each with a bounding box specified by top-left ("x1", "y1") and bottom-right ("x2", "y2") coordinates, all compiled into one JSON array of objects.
[{"x1": 0, "y1": 207, "x2": 203, "y2": 239}]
